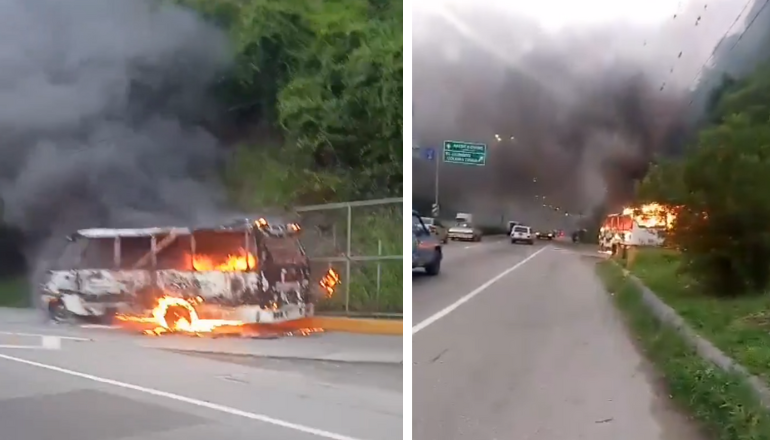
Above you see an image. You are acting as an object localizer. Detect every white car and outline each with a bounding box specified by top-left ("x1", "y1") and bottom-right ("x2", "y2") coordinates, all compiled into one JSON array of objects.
[
  {"x1": 448, "y1": 222, "x2": 482, "y2": 242},
  {"x1": 510, "y1": 225, "x2": 534, "y2": 245}
]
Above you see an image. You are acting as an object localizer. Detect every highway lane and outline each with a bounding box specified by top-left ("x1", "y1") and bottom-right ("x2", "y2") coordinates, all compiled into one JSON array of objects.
[
  {"x1": 413, "y1": 237, "x2": 545, "y2": 326},
  {"x1": 0, "y1": 330, "x2": 402, "y2": 440},
  {"x1": 412, "y1": 242, "x2": 704, "y2": 440}
]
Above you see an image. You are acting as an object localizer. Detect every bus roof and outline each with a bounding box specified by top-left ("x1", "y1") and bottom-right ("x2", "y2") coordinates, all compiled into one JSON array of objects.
[{"x1": 74, "y1": 227, "x2": 191, "y2": 239}]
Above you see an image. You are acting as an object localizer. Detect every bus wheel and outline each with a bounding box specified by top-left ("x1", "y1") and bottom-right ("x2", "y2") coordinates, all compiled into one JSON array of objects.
[
  {"x1": 164, "y1": 305, "x2": 192, "y2": 330},
  {"x1": 48, "y1": 298, "x2": 72, "y2": 323}
]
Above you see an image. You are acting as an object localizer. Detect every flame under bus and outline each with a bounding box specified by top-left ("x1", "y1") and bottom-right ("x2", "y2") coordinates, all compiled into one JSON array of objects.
[{"x1": 41, "y1": 218, "x2": 340, "y2": 332}]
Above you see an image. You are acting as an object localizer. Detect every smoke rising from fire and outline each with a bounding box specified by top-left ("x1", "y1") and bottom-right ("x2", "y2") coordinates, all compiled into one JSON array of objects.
[
  {"x1": 0, "y1": 0, "x2": 233, "y2": 267},
  {"x1": 413, "y1": 0, "x2": 756, "y2": 226}
]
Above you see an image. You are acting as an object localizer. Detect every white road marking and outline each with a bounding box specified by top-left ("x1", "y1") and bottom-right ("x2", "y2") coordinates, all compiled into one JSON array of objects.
[
  {"x1": 0, "y1": 353, "x2": 368, "y2": 440},
  {"x1": 41, "y1": 336, "x2": 61, "y2": 350},
  {"x1": 0, "y1": 345, "x2": 55, "y2": 350},
  {"x1": 0, "y1": 331, "x2": 91, "y2": 341},
  {"x1": 412, "y1": 246, "x2": 550, "y2": 335},
  {"x1": 79, "y1": 324, "x2": 119, "y2": 329}
]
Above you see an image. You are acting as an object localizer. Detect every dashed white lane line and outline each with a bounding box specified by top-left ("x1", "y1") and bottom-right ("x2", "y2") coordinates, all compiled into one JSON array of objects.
[
  {"x1": 0, "y1": 331, "x2": 93, "y2": 350},
  {"x1": 0, "y1": 331, "x2": 91, "y2": 341},
  {"x1": 412, "y1": 245, "x2": 551, "y2": 335},
  {"x1": 0, "y1": 353, "x2": 369, "y2": 440}
]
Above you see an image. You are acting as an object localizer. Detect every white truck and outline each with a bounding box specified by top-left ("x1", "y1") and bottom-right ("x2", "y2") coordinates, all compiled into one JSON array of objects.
[{"x1": 456, "y1": 213, "x2": 473, "y2": 224}]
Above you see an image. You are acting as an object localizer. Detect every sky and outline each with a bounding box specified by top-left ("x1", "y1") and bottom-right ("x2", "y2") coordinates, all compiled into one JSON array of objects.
[{"x1": 415, "y1": 0, "x2": 684, "y2": 31}]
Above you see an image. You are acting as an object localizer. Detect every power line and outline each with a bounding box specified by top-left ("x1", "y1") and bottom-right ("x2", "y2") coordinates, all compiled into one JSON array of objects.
[
  {"x1": 685, "y1": 0, "x2": 765, "y2": 91},
  {"x1": 729, "y1": 0, "x2": 770, "y2": 50}
]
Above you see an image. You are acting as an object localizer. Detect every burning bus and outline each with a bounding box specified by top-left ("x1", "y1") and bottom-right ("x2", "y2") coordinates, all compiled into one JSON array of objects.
[
  {"x1": 40, "y1": 217, "x2": 340, "y2": 333},
  {"x1": 599, "y1": 203, "x2": 675, "y2": 254}
]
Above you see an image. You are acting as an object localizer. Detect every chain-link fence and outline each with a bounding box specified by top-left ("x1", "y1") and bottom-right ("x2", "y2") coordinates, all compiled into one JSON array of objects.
[{"x1": 294, "y1": 198, "x2": 402, "y2": 317}]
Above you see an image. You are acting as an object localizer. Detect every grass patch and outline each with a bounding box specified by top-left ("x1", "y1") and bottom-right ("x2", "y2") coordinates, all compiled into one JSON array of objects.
[
  {"x1": 596, "y1": 261, "x2": 770, "y2": 440},
  {"x1": 629, "y1": 248, "x2": 770, "y2": 386},
  {"x1": 0, "y1": 277, "x2": 30, "y2": 308}
]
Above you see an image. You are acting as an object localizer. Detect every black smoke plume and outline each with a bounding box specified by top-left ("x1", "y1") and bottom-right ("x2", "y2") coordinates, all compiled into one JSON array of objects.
[
  {"x1": 413, "y1": 0, "x2": 765, "y2": 227},
  {"x1": 0, "y1": 0, "x2": 233, "y2": 288}
]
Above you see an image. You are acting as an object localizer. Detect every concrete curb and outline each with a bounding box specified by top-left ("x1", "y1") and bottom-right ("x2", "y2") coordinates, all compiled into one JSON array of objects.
[
  {"x1": 166, "y1": 348, "x2": 402, "y2": 365},
  {"x1": 614, "y1": 263, "x2": 770, "y2": 409},
  {"x1": 300, "y1": 317, "x2": 403, "y2": 335}
]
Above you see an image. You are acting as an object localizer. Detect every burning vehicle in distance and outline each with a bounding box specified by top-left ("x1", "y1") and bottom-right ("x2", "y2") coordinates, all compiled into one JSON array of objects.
[
  {"x1": 598, "y1": 203, "x2": 675, "y2": 255},
  {"x1": 40, "y1": 217, "x2": 341, "y2": 334}
]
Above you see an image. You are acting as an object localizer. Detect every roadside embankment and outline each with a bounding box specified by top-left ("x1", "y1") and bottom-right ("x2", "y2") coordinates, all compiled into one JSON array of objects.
[{"x1": 596, "y1": 250, "x2": 770, "y2": 440}]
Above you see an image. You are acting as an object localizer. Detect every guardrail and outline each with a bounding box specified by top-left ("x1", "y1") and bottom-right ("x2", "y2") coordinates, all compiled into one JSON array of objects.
[{"x1": 294, "y1": 198, "x2": 402, "y2": 317}]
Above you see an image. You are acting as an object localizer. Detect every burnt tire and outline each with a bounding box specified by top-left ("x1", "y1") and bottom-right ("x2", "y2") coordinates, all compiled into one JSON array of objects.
[
  {"x1": 47, "y1": 298, "x2": 72, "y2": 323},
  {"x1": 164, "y1": 305, "x2": 192, "y2": 329}
]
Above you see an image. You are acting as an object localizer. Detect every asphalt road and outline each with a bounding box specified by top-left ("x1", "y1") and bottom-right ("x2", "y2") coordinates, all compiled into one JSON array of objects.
[
  {"x1": 413, "y1": 238, "x2": 704, "y2": 440},
  {"x1": 0, "y1": 321, "x2": 402, "y2": 440}
]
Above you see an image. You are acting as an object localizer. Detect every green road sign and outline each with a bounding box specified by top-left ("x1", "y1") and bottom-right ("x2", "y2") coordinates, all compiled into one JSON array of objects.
[{"x1": 443, "y1": 140, "x2": 487, "y2": 166}]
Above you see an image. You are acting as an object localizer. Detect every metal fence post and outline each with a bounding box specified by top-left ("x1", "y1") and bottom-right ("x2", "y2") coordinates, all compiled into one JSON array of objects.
[
  {"x1": 376, "y1": 239, "x2": 382, "y2": 300},
  {"x1": 294, "y1": 197, "x2": 403, "y2": 317},
  {"x1": 345, "y1": 204, "x2": 352, "y2": 313}
]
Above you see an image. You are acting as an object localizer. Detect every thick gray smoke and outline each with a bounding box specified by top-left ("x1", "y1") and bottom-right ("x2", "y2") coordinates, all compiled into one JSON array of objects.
[
  {"x1": 0, "y1": 0, "x2": 233, "y2": 270},
  {"x1": 414, "y1": 0, "x2": 758, "y2": 227}
]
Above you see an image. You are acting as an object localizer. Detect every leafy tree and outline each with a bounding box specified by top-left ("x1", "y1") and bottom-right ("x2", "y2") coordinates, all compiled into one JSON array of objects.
[
  {"x1": 638, "y1": 63, "x2": 770, "y2": 296},
  {"x1": 181, "y1": 0, "x2": 403, "y2": 203},
  {"x1": 659, "y1": 112, "x2": 770, "y2": 295}
]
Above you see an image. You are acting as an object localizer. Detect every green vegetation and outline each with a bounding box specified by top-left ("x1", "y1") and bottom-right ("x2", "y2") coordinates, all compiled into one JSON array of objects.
[
  {"x1": 187, "y1": 0, "x2": 403, "y2": 202},
  {"x1": 0, "y1": 277, "x2": 29, "y2": 308},
  {"x1": 183, "y1": 0, "x2": 403, "y2": 314},
  {"x1": 639, "y1": 63, "x2": 770, "y2": 297},
  {"x1": 596, "y1": 259, "x2": 770, "y2": 440},
  {"x1": 627, "y1": 248, "x2": 770, "y2": 386}
]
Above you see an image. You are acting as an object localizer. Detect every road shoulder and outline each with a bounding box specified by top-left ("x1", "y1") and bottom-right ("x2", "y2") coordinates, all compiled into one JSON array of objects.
[{"x1": 596, "y1": 259, "x2": 770, "y2": 439}]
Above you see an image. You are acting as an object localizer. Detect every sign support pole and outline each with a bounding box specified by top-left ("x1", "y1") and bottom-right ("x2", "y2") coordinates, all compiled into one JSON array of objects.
[{"x1": 434, "y1": 148, "x2": 440, "y2": 212}]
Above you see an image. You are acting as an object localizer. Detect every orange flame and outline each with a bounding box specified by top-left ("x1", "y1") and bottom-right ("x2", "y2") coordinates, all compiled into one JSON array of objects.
[
  {"x1": 191, "y1": 251, "x2": 257, "y2": 272},
  {"x1": 319, "y1": 268, "x2": 341, "y2": 298},
  {"x1": 117, "y1": 296, "x2": 242, "y2": 335},
  {"x1": 621, "y1": 203, "x2": 676, "y2": 229}
]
